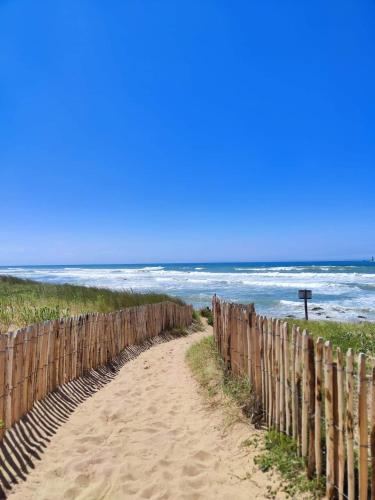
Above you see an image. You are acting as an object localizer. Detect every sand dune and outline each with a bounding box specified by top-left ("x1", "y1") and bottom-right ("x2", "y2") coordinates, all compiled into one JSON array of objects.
[{"x1": 9, "y1": 324, "x2": 284, "y2": 500}]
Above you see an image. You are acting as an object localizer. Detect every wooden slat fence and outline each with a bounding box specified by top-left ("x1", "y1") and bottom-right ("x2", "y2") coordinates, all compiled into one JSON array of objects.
[
  {"x1": 0, "y1": 301, "x2": 192, "y2": 440},
  {"x1": 213, "y1": 296, "x2": 374, "y2": 499}
]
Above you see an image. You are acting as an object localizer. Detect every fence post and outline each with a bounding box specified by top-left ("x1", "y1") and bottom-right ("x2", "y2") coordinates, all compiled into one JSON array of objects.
[
  {"x1": 272, "y1": 319, "x2": 277, "y2": 426},
  {"x1": 324, "y1": 341, "x2": 335, "y2": 499},
  {"x1": 241, "y1": 309, "x2": 247, "y2": 376},
  {"x1": 267, "y1": 319, "x2": 273, "y2": 427},
  {"x1": 254, "y1": 314, "x2": 262, "y2": 407},
  {"x1": 296, "y1": 328, "x2": 303, "y2": 453},
  {"x1": 346, "y1": 349, "x2": 355, "y2": 500},
  {"x1": 332, "y1": 359, "x2": 339, "y2": 493},
  {"x1": 279, "y1": 322, "x2": 285, "y2": 433},
  {"x1": 5, "y1": 332, "x2": 15, "y2": 430},
  {"x1": 301, "y1": 331, "x2": 309, "y2": 458},
  {"x1": 371, "y1": 362, "x2": 375, "y2": 500},
  {"x1": 291, "y1": 325, "x2": 298, "y2": 441},
  {"x1": 247, "y1": 317, "x2": 252, "y2": 386},
  {"x1": 307, "y1": 334, "x2": 315, "y2": 479},
  {"x1": 260, "y1": 317, "x2": 266, "y2": 414},
  {"x1": 358, "y1": 353, "x2": 368, "y2": 500},
  {"x1": 315, "y1": 337, "x2": 324, "y2": 478},
  {"x1": 212, "y1": 295, "x2": 217, "y2": 342},
  {"x1": 336, "y1": 348, "x2": 345, "y2": 499},
  {"x1": 284, "y1": 322, "x2": 291, "y2": 436},
  {"x1": 227, "y1": 304, "x2": 232, "y2": 373},
  {"x1": 275, "y1": 320, "x2": 280, "y2": 430},
  {"x1": 262, "y1": 318, "x2": 268, "y2": 421},
  {"x1": 243, "y1": 309, "x2": 249, "y2": 380},
  {"x1": 0, "y1": 334, "x2": 7, "y2": 440}
]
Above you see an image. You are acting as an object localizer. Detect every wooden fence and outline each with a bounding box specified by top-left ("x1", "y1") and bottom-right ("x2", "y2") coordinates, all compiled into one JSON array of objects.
[
  {"x1": 212, "y1": 296, "x2": 374, "y2": 500},
  {"x1": 0, "y1": 301, "x2": 193, "y2": 440}
]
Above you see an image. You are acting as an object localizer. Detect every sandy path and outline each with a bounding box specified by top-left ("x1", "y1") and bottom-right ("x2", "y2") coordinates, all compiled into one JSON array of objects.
[{"x1": 9, "y1": 324, "x2": 284, "y2": 500}]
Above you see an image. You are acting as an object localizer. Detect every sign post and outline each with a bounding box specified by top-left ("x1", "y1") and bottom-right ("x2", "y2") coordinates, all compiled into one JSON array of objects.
[{"x1": 298, "y1": 289, "x2": 312, "y2": 320}]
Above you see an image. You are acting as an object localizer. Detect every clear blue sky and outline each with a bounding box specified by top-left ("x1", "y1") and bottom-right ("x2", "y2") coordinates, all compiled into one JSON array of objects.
[{"x1": 1, "y1": 1, "x2": 374, "y2": 265}]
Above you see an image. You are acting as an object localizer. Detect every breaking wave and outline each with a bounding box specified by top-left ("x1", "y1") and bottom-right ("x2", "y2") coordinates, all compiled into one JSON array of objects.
[{"x1": 1, "y1": 262, "x2": 374, "y2": 322}]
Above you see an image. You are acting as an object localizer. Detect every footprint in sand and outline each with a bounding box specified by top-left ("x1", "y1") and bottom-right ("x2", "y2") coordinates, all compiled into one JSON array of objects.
[
  {"x1": 63, "y1": 487, "x2": 79, "y2": 498},
  {"x1": 182, "y1": 464, "x2": 201, "y2": 477},
  {"x1": 193, "y1": 449, "x2": 212, "y2": 462},
  {"x1": 74, "y1": 473, "x2": 90, "y2": 487}
]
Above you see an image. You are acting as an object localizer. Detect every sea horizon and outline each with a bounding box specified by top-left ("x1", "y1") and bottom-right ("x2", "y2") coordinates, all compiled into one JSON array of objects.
[
  {"x1": 1, "y1": 260, "x2": 375, "y2": 323},
  {"x1": 1, "y1": 258, "x2": 373, "y2": 267}
]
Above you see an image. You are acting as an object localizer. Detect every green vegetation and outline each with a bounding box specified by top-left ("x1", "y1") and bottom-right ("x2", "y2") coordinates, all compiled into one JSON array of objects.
[
  {"x1": 199, "y1": 307, "x2": 213, "y2": 326},
  {"x1": 186, "y1": 335, "x2": 250, "y2": 403},
  {"x1": 286, "y1": 318, "x2": 375, "y2": 355},
  {"x1": 0, "y1": 275, "x2": 184, "y2": 332},
  {"x1": 192, "y1": 309, "x2": 201, "y2": 322},
  {"x1": 254, "y1": 430, "x2": 324, "y2": 497},
  {"x1": 186, "y1": 336, "x2": 222, "y2": 398},
  {"x1": 187, "y1": 335, "x2": 322, "y2": 497}
]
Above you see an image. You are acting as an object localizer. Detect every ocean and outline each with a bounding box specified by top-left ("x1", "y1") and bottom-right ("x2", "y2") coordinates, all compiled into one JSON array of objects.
[{"x1": 1, "y1": 261, "x2": 375, "y2": 322}]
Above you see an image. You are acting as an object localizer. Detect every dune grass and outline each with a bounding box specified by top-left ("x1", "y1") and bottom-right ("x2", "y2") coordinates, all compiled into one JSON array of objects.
[
  {"x1": 0, "y1": 275, "x2": 184, "y2": 332},
  {"x1": 199, "y1": 307, "x2": 213, "y2": 326},
  {"x1": 254, "y1": 430, "x2": 324, "y2": 497},
  {"x1": 186, "y1": 335, "x2": 251, "y2": 404},
  {"x1": 186, "y1": 335, "x2": 223, "y2": 398},
  {"x1": 286, "y1": 318, "x2": 375, "y2": 355}
]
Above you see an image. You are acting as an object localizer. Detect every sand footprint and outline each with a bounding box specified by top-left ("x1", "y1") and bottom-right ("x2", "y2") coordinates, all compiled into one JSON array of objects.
[
  {"x1": 182, "y1": 464, "x2": 201, "y2": 477},
  {"x1": 193, "y1": 449, "x2": 212, "y2": 463}
]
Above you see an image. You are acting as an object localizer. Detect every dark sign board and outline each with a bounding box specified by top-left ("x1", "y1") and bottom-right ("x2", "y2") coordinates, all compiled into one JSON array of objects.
[
  {"x1": 298, "y1": 289, "x2": 312, "y2": 320},
  {"x1": 298, "y1": 289, "x2": 312, "y2": 300}
]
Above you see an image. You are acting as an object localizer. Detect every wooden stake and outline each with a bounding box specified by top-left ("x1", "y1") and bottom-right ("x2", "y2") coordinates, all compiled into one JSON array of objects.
[
  {"x1": 291, "y1": 325, "x2": 298, "y2": 441},
  {"x1": 358, "y1": 353, "x2": 368, "y2": 500},
  {"x1": 275, "y1": 320, "x2": 280, "y2": 430},
  {"x1": 254, "y1": 314, "x2": 262, "y2": 406},
  {"x1": 324, "y1": 341, "x2": 335, "y2": 499},
  {"x1": 0, "y1": 334, "x2": 7, "y2": 439},
  {"x1": 260, "y1": 317, "x2": 266, "y2": 413},
  {"x1": 247, "y1": 320, "x2": 252, "y2": 386},
  {"x1": 315, "y1": 337, "x2": 324, "y2": 478},
  {"x1": 371, "y1": 361, "x2": 375, "y2": 500},
  {"x1": 336, "y1": 348, "x2": 345, "y2": 500},
  {"x1": 346, "y1": 349, "x2": 355, "y2": 500},
  {"x1": 296, "y1": 328, "x2": 303, "y2": 453},
  {"x1": 301, "y1": 330, "x2": 309, "y2": 459},
  {"x1": 267, "y1": 319, "x2": 273, "y2": 427},
  {"x1": 279, "y1": 322, "x2": 285, "y2": 433},
  {"x1": 262, "y1": 318, "x2": 268, "y2": 422},
  {"x1": 284, "y1": 322, "x2": 291, "y2": 436},
  {"x1": 307, "y1": 334, "x2": 315, "y2": 478},
  {"x1": 5, "y1": 332, "x2": 15, "y2": 430}
]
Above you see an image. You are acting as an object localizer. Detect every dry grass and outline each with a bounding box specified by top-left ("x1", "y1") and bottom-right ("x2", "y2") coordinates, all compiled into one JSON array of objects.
[{"x1": 0, "y1": 275, "x2": 184, "y2": 332}]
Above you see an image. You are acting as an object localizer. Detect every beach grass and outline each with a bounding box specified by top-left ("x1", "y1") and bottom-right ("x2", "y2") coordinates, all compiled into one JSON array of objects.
[
  {"x1": 254, "y1": 429, "x2": 324, "y2": 497},
  {"x1": 186, "y1": 335, "x2": 223, "y2": 398},
  {"x1": 199, "y1": 307, "x2": 213, "y2": 326},
  {"x1": 186, "y1": 335, "x2": 250, "y2": 403},
  {"x1": 286, "y1": 318, "x2": 375, "y2": 355},
  {"x1": 0, "y1": 275, "x2": 184, "y2": 332}
]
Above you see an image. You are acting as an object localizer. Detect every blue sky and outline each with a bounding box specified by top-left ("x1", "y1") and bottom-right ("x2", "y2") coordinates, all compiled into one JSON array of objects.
[{"x1": 0, "y1": 0, "x2": 374, "y2": 264}]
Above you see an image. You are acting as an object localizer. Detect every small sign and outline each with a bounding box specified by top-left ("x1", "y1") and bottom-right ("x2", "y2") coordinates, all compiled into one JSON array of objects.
[{"x1": 298, "y1": 289, "x2": 312, "y2": 320}]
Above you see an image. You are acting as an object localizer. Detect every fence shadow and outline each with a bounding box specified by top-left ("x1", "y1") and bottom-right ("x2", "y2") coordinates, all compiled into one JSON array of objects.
[{"x1": 0, "y1": 328, "x2": 194, "y2": 498}]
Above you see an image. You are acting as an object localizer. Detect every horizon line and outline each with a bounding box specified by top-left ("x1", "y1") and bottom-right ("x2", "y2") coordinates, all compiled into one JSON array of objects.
[{"x1": 0, "y1": 258, "x2": 373, "y2": 267}]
